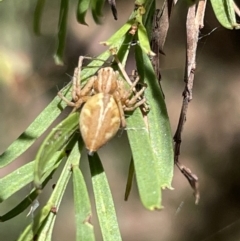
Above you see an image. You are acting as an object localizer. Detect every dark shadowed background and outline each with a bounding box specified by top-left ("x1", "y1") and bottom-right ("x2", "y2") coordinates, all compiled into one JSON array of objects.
[{"x1": 1, "y1": 1, "x2": 240, "y2": 240}]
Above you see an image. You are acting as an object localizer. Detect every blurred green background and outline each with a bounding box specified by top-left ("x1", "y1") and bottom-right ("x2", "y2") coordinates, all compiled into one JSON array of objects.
[{"x1": 1, "y1": 0, "x2": 240, "y2": 240}]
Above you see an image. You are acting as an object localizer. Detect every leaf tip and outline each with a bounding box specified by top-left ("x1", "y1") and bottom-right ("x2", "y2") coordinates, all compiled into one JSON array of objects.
[
  {"x1": 53, "y1": 55, "x2": 64, "y2": 66},
  {"x1": 149, "y1": 51, "x2": 156, "y2": 57},
  {"x1": 147, "y1": 204, "x2": 164, "y2": 211}
]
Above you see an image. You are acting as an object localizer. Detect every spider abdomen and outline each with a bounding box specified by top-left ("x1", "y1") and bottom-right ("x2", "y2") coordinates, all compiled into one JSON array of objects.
[{"x1": 80, "y1": 93, "x2": 121, "y2": 155}]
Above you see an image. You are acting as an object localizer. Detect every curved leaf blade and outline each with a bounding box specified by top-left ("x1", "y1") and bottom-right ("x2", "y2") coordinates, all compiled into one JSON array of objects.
[
  {"x1": 0, "y1": 98, "x2": 63, "y2": 168},
  {"x1": 0, "y1": 154, "x2": 63, "y2": 222},
  {"x1": 127, "y1": 109, "x2": 162, "y2": 209},
  {"x1": 33, "y1": 0, "x2": 46, "y2": 35},
  {"x1": 91, "y1": 0, "x2": 105, "y2": 24},
  {"x1": 17, "y1": 140, "x2": 77, "y2": 240},
  {"x1": 54, "y1": 0, "x2": 69, "y2": 65},
  {"x1": 70, "y1": 140, "x2": 95, "y2": 241},
  {"x1": 0, "y1": 162, "x2": 34, "y2": 203},
  {"x1": 100, "y1": 20, "x2": 133, "y2": 47},
  {"x1": 210, "y1": 0, "x2": 240, "y2": 29},
  {"x1": 37, "y1": 143, "x2": 76, "y2": 240},
  {"x1": 34, "y1": 112, "x2": 79, "y2": 188},
  {"x1": 72, "y1": 166, "x2": 95, "y2": 241},
  {"x1": 0, "y1": 151, "x2": 64, "y2": 203},
  {"x1": 76, "y1": 0, "x2": 90, "y2": 25},
  {"x1": 135, "y1": 45, "x2": 174, "y2": 189},
  {"x1": 88, "y1": 153, "x2": 122, "y2": 241},
  {"x1": 17, "y1": 204, "x2": 52, "y2": 241},
  {"x1": 138, "y1": 23, "x2": 156, "y2": 56}
]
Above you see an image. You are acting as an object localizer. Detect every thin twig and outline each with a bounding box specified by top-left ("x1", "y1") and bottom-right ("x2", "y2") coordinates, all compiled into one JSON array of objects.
[
  {"x1": 173, "y1": 2, "x2": 207, "y2": 204},
  {"x1": 150, "y1": 9, "x2": 161, "y2": 83},
  {"x1": 196, "y1": 0, "x2": 207, "y2": 29},
  {"x1": 150, "y1": 0, "x2": 175, "y2": 84}
]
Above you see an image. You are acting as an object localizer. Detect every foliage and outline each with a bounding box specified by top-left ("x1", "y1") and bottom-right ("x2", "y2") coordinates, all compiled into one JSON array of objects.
[{"x1": 0, "y1": 0, "x2": 239, "y2": 240}]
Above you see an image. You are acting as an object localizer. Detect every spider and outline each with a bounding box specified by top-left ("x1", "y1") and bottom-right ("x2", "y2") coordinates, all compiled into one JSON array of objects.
[{"x1": 58, "y1": 56, "x2": 146, "y2": 155}]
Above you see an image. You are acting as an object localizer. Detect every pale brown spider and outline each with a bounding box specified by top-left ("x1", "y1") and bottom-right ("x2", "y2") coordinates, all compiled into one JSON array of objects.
[{"x1": 58, "y1": 56, "x2": 146, "y2": 155}]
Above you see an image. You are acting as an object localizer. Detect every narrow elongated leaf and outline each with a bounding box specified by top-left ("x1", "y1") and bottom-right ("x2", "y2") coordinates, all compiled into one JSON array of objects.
[
  {"x1": 91, "y1": 0, "x2": 105, "y2": 24},
  {"x1": 54, "y1": 0, "x2": 69, "y2": 65},
  {"x1": 26, "y1": 213, "x2": 56, "y2": 241},
  {"x1": 135, "y1": 45, "x2": 174, "y2": 189},
  {"x1": 0, "y1": 154, "x2": 63, "y2": 222},
  {"x1": 76, "y1": 0, "x2": 90, "y2": 25},
  {"x1": 0, "y1": 162, "x2": 34, "y2": 202},
  {"x1": 34, "y1": 112, "x2": 79, "y2": 188},
  {"x1": 210, "y1": 0, "x2": 240, "y2": 29},
  {"x1": 138, "y1": 23, "x2": 156, "y2": 56},
  {"x1": 88, "y1": 153, "x2": 122, "y2": 241},
  {"x1": 18, "y1": 140, "x2": 77, "y2": 240},
  {"x1": 101, "y1": 17, "x2": 163, "y2": 209},
  {"x1": 17, "y1": 204, "x2": 52, "y2": 241},
  {"x1": 0, "y1": 98, "x2": 64, "y2": 168},
  {"x1": 70, "y1": 140, "x2": 95, "y2": 241},
  {"x1": 42, "y1": 216, "x2": 56, "y2": 241},
  {"x1": 127, "y1": 109, "x2": 162, "y2": 209},
  {"x1": 0, "y1": 151, "x2": 64, "y2": 203},
  {"x1": 37, "y1": 143, "x2": 77, "y2": 240},
  {"x1": 73, "y1": 166, "x2": 95, "y2": 240},
  {"x1": 100, "y1": 19, "x2": 134, "y2": 47},
  {"x1": 33, "y1": 0, "x2": 46, "y2": 35}
]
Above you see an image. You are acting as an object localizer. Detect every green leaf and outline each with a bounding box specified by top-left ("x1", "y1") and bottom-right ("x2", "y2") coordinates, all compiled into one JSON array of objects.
[
  {"x1": 0, "y1": 161, "x2": 34, "y2": 202},
  {"x1": 34, "y1": 112, "x2": 79, "y2": 188},
  {"x1": 88, "y1": 153, "x2": 122, "y2": 241},
  {"x1": 76, "y1": 0, "x2": 90, "y2": 25},
  {"x1": 18, "y1": 141, "x2": 77, "y2": 240},
  {"x1": 0, "y1": 154, "x2": 63, "y2": 222},
  {"x1": 210, "y1": 0, "x2": 240, "y2": 29},
  {"x1": 91, "y1": 0, "x2": 105, "y2": 24},
  {"x1": 72, "y1": 157, "x2": 95, "y2": 240},
  {"x1": 100, "y1": 19, "x2": 134, "y2": 47},
  {"x1": 0, "y1": 98, "x2": 63, "y2": 168},
  {"x1": 135, "y1": 45, "x2": 174, "y2": 189},
  {"x1": 125, "y1": 23, "x2": 174, "y2": 208},
  {"x1": 137, "y1": 23, "x2": 156, "y2": 56},
  {"x1": 135, "y1": 0, "x2": 146, "y2": 4},
  {"x1": 43, "y1": 217, "x2": 56, "y2": 241},
  {"x1": 0, "y1": 151, "x2": 64, "y2": 203},
  {"x1": 36, "y1": 143, "x2": 76, "y2": 240},
  {"x1": 54, "y1": 0, "x2": 69, "y2": 65},
  {"x1": 129, "y1": 1, "x2": 155, "y2": 56},
  {"x1": 17, "y1": 204, "x2": 52, "y2": 241},
  {"x1": 127, "y1": 109, "x2": 162, "y2": 209},
  {"x1": 73, "y1": 166, "x2": 95, "y2": 241},
  {"x1": 70, "y1": 140, "x2": 95, "y2": 241},
  {"x1": 33, "y1": 0, "x2": 46, "y2": 35}
]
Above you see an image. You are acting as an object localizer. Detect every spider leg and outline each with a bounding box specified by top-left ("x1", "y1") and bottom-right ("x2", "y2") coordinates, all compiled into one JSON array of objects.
[
  {"x1": 124, "y1": 98, "x2": 146, "y2": 111},
  {"x1": 113, "y1": 92, "x2": 127, "y2": 128},
  {"x1": 72, "y1": 56, "x2": 86, "y2": 100},
  {"x1": 72, "y1": 95, "x2": 91, "y2": 112},
  {"x1": 58, "y1": 91, "x2": 76, "y2": 107},
  {"x1": 126, "y1": 84, "x2": 146, "y2": 106}
]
